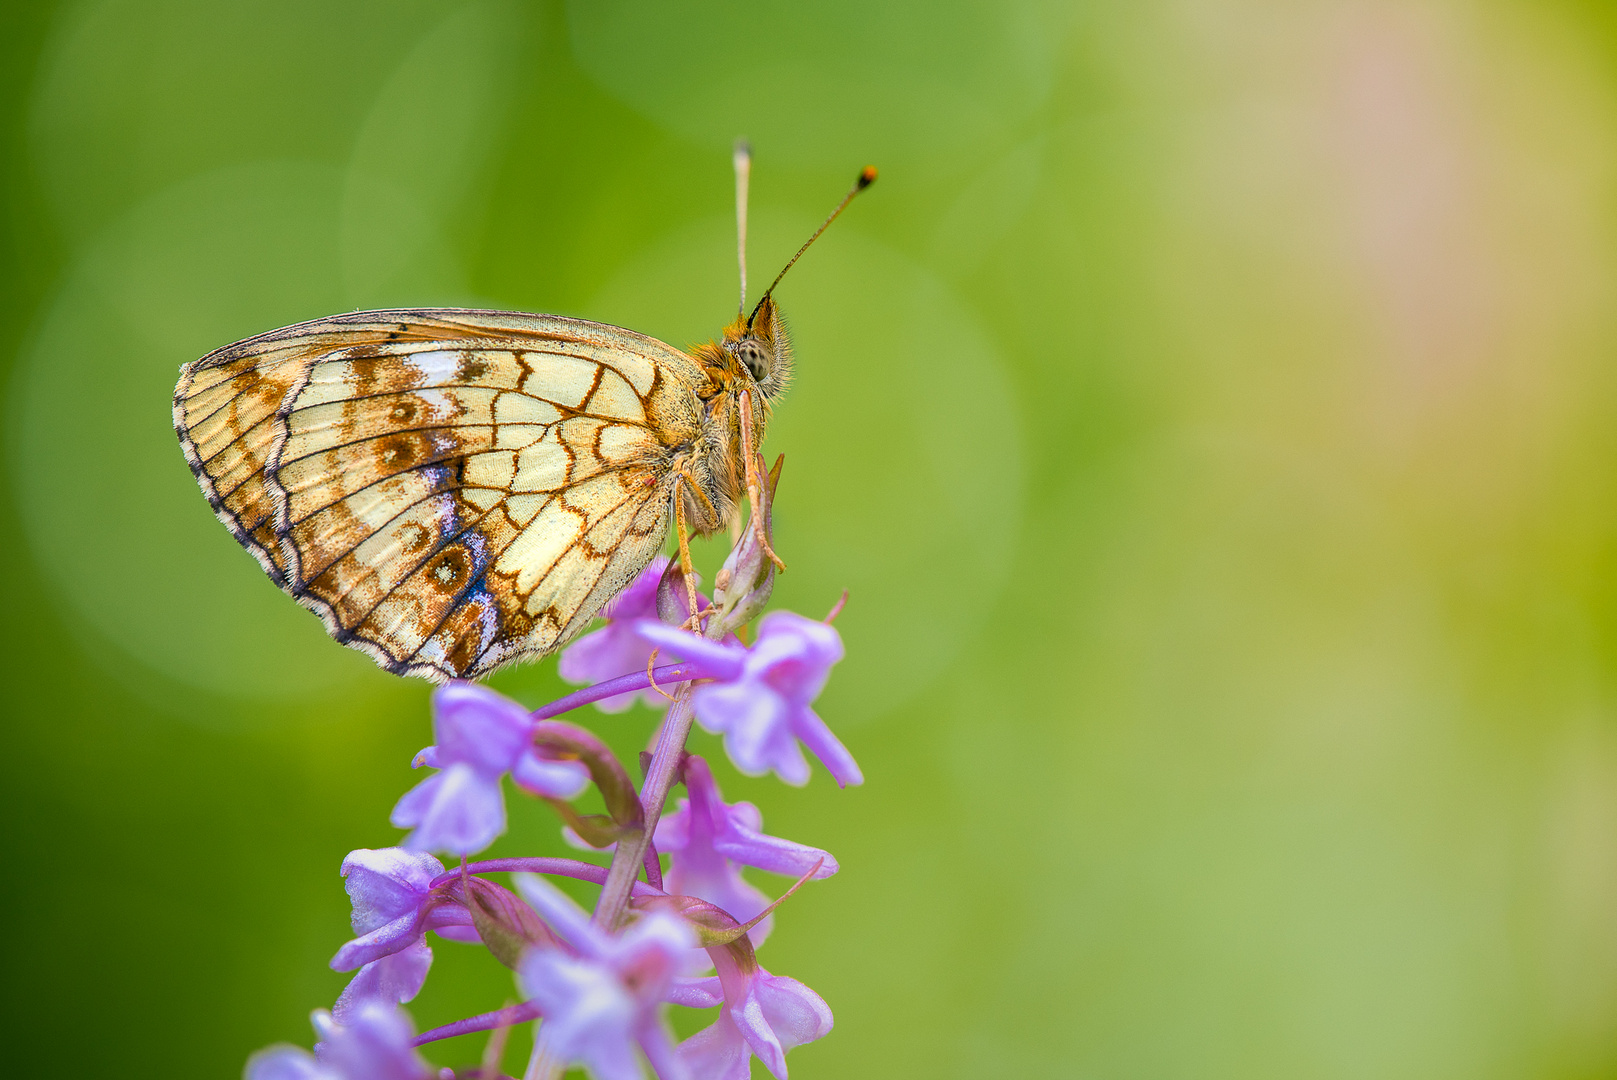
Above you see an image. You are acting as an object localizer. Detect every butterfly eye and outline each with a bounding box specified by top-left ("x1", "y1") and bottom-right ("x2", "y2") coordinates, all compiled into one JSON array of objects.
[{"x1": 736, "y1": 339, "x2": 770, "y2": 382}]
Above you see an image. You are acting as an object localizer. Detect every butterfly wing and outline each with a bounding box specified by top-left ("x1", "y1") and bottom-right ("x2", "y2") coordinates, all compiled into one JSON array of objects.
[{"x1": 174, "y1": 308, "x2": 711, "y2": 681}]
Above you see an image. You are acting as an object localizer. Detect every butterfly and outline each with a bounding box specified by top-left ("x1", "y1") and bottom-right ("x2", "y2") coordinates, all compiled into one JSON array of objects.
[{"x1": 173, "y1": 152, "x2": 875, "y2": 683}]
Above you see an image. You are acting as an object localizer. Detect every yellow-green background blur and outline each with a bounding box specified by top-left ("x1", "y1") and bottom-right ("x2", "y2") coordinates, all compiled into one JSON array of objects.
[{"x1": 5, "y1": 0, "x2": 1617, "y2": 1076}]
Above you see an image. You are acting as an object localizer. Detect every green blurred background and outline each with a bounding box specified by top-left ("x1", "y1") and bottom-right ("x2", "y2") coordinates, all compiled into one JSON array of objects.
[{"x1": 5, "y1": 0, "x2": 1617, "y2": 1076}]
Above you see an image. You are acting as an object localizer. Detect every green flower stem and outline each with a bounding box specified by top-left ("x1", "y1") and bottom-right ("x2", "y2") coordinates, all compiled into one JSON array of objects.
[{"x1": 592, "y1": 690, "x2": 695, "y2": 931}]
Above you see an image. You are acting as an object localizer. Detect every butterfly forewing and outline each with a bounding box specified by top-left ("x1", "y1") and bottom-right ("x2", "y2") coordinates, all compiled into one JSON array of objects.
[{"x1": 173, "y1": 308, "x2": 704, "y2": 682}]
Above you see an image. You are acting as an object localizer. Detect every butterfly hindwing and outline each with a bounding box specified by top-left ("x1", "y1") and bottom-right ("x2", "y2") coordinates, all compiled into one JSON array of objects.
[{"x1": 174, "y1": 308, "x2": 706, "y2": 681}]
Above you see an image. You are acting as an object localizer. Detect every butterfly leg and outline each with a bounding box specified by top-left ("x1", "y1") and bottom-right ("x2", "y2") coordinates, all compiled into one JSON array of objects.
[
  {"x1": 737, "y1": 388, "x2": 787, "y2": 573},
  {"x1": 671, "y1": 473, "x2": 705, "y2": 625}
]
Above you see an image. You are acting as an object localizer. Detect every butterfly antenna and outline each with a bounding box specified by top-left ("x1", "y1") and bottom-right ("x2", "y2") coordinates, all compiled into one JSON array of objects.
[
  {"x1": 748, "y1": 165, "x2": 878, "y2": 329},
  {"x1": 735, "y1": 139, "x2": 752, "y2": 316}
]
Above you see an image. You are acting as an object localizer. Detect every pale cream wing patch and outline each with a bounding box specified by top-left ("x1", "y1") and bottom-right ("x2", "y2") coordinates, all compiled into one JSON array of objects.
[{"x1": 174, "y1": 308, "x2": 705, "y2": 681}]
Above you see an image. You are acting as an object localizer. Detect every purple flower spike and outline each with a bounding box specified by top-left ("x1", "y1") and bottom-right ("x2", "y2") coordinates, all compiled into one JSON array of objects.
[
  {"x1": 678, "y1": 954, "x2": 834, "y2": 1080},
  {"x1": 514, "y1": 874, "x2": 694, "y2": 1080},
  {"x1": 560, "y1": 555, "x2": 682, "y2": 713},
  {"x1": 637, "y1": 613, "x2": 861, "y2": 788},
  {"x1": 656, "y1": 756, "x2": 838, "y2": 945},
  {"x1": 391, "y1": 682, "x2": 590, "y2": 855},
  {"x1": 329, "y1": 848, "x2": 477, "y2": 1022},
  {"x1": 245, "y1": 1003, "x2": 432, "y2": 1080}
]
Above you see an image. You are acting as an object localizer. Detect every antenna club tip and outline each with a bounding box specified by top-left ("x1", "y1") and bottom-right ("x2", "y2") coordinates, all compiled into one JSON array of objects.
[{"x1": 858, "y1": 165, "x2": 878, "y2": 188}]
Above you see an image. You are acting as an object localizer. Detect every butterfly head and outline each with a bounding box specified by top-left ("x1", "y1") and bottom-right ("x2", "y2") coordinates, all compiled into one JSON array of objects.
[
  {"x1": 715, "y1": 162, "x2": 874, "y2": 407},
  {"x1": 722, "y1": 295, "x2": 793, "y2": 401}
]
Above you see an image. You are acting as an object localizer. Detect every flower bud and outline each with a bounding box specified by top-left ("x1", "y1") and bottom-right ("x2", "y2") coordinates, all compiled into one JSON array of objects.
[
  {"x1": 454, "y1": 876, "x2": 560, "y2": 970},
  {"x1": 708, "y1": 455, "x2": 783, "y2": 640},
  {"x1": 532, "y1": 721, "x2": 644, "y2": 845},
  {"x1": 656, "y1": 560, "x2": 706, "y2": 627}
]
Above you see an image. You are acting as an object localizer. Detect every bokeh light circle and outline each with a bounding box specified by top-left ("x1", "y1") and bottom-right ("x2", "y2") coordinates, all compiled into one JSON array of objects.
[{"x1": 11, "y1": 162, "x2": 379, "y2": 699}]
